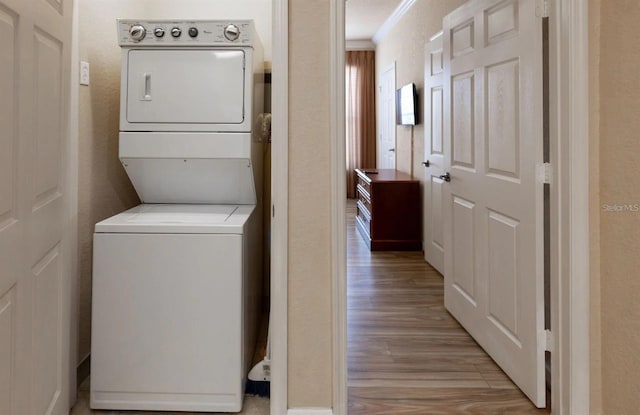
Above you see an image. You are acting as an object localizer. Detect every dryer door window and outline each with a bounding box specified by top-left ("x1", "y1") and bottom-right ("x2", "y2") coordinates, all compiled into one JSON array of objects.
[{"x1": 126, "y1": 49, "x2": 245, "y2": 125}]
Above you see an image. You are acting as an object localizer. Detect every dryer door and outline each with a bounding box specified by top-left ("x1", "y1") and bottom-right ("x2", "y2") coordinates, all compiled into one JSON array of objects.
[{"x1": 125, "y1": 49, "x2": 245, "y2": 126}]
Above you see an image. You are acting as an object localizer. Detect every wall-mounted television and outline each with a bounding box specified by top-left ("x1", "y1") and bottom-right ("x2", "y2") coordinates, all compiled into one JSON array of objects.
[{"x1": 396, "y1": 83, "x2": 418, "y2": 126}]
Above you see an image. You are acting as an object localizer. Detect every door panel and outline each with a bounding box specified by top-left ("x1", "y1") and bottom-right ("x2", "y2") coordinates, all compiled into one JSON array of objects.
[
  {"x1": 0, "y1": 5, "x2": 16, "y2": 228},
  {"x1": 452, "y1": 195, "x2": 476, "y2": 304},
  {"x1": 451, "y1": 20, "x2": 475, "y2": 57},
  {"x1": 0, "y1": 0, "x2": 72, "y2": 414},
  {"x1": 32, "y1": 246, "x2": 62, "y2": 415},
  {"x1": 451, "y1": 72, "x2": 475, "y2": 170},
  {"x1": 487, "y1": 210, "x2": 519, "y2": 339},
  {"x1": 431, "y1": 88, "x2": 443, "y2": 154},
  {"x1": 126, "y1": 50, "x2": 245, "y2": 124},
  {"x1": 486, "y1": 59, "x2": 520, "y2": 179},
  {"x1": 442, "y1": 0, "x2": 545, "y2": 407},
  {"x1": 423, "y1": 33, "x2": 445, "y2": 273},
  {"x1": 34, "y1": 29, "x2": 63, "y2": 199},
  {"x1": 45, "y1": 0, "x2": 63, "y2": 15},
  {"x1": 0, "y1": 288, "x2": 16, "y2": 415},
  {"x1": 486, "y1": 0, "x2": 519, "y2": 43}
]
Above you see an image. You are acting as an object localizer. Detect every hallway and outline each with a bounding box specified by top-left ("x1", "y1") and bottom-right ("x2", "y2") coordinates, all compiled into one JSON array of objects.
[{"x1": 346, "y1": 200, "x2": 550, "y2": 414}]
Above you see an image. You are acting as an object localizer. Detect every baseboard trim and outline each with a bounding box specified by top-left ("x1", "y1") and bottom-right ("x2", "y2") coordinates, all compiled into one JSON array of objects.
[
  {"x1": 76, "y1": 353, "x2": 90, "y2": 387},
  {"x1": 287, "y1": 409, "x2": 333, "y2": 415}
]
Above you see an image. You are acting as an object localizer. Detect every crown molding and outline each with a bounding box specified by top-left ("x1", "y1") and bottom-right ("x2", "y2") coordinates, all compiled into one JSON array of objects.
[
  {"x1": 372, "y1": 0, "x2": 416, "y2": 45},
  {"x1": 345, "y1": 39, "x2": 375, "y2": 50}
]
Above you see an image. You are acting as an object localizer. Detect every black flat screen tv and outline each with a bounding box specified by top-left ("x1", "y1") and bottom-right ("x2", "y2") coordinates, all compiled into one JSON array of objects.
[{"x1": 396, "y1": 83, "x2": 418, "y2": 126}]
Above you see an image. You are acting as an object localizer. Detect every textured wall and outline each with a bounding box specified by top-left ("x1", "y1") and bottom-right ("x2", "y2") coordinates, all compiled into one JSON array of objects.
[
  {"x1": 598, "y1": 1, "x2": 640, "y2": 413},
  {"x1": 375, "y1": 0, "x2": 466, "y2": 178},
  {"x1": 287, "y1": 0, "x2": 333, "y2": 407},
  {"x1": 76, "y1": 0, "x2": 272, "y2": 363},
  {"x1": 77, "y1": 0, "x2": 139, "y2": 363}
]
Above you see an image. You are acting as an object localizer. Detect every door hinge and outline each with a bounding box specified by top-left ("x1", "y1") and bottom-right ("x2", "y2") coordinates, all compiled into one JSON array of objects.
[
  {"x1": 544, "y1": 329, "x2": 553, "y2": 352},
  {"x1": 536, "y1": 0, "x2": 550, "y2": 18},
  {"x1": 538, "y1": 162, "x2": 552, "y2": 184}
]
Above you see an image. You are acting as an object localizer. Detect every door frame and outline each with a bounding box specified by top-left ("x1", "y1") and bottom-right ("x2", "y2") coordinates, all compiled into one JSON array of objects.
[
  {"x1": 69, "y1": 0, "x2": 80, "y2": 406},
  {"x1": 270, "y1": 0, "x2": 288, "y2": 414},
  {"x1": 547, "y1": 1, "x2": 591, "y2": 414},
  {"x1": 272, "y1": 0, "x2": 590, "y2": 414}
]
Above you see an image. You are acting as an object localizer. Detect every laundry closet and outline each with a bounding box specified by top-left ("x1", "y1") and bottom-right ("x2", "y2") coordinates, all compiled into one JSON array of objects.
[{"x1": 75, "y1": 2, "x2": 273, "y2": 413}]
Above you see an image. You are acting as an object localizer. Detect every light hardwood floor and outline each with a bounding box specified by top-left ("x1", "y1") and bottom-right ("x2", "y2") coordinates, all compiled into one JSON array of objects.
[{"x1": 347, "y1": 199, "x2": 550, "y2": 415}]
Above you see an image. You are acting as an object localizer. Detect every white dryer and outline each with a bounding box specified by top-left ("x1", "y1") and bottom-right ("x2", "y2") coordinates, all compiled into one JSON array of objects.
[{"x1": 90, "y1": 20, "x2": 264, "y2": 413}]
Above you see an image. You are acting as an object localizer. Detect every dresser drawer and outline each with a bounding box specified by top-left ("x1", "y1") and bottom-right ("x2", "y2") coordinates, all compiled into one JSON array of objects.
[
  {"x1": 356, "y1": 188, "x2": 372, "y2": 216},
  {"x1": 357, "y1": 175, "x2": 371, "y2": 197},
  {"x1": 356, "y1": 203, "x2": 371, "y2": 236}
]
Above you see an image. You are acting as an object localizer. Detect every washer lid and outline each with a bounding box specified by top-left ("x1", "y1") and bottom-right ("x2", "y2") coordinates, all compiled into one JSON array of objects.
[{"x1": 95, "y1": 204, "x2": 254, "y2": 234}]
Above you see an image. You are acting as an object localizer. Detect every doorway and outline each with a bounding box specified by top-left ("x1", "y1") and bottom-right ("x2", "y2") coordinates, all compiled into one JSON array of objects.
[
  {"x1": 345, "y1": 0, "x2": 552, "y2": 410},
  {"x1": 334, "y1": 0, "x2": 588, "y2": 413},
  {"x1": 267, "y1": 0, "x2": 590, "y2": 413}
]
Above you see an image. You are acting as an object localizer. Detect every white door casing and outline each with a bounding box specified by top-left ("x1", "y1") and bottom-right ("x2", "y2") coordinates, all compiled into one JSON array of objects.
[
  {"x1": 377, "y1": 63, "x2": 396, "y2": 169},
  {"x1": 442, "y1": 0, "x2": 545, "y2": 407},
  {"x1": 0, "y1": 0, "x2": 73, "y2": 414},
  {"x1": 423, "y1": 31, "x2": 445, "y2": 274}
]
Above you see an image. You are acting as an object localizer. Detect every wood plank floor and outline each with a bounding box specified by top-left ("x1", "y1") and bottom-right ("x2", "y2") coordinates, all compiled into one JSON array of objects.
[{"x1": 346, "y1": 199, "x2": 550, "y2": 415}]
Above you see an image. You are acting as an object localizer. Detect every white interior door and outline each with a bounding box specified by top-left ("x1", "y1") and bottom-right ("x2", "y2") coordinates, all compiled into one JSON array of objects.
[
  {"x1": 0, "y1": 0, "x2": 73, "y2": 414},
  {"x1": 442, "y1": 0, "x2": 545, "y2": 407},
  {"x1": 423, "y1": 31, "x2": 445, "y2": 274},
  {"x1": 377, "y1": 63, "x2": 396, "y2": 169}
]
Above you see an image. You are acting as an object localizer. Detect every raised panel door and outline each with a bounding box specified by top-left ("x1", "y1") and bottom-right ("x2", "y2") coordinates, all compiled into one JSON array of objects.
[
  {"x1": 423, "y1": 31, "x2": 445, "y2": 274},
  {"x1": 0, "y1": 0, "x2": 73, "y2": 413},
  {"x1": 442, "y1": 0, "x2": 545, "y2": 406}
]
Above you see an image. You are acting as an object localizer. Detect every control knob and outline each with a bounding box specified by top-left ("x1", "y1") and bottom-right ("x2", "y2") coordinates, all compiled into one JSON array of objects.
[
  {"x1": 171, "y1": 27, "x2": 182, "y2": 38},
  {"x1": 223, "y1": 24, "x2": 240, "y2": 41},
  {"x1": 129, "y1": 24, "x2": 146, "y2": 41},
  {"x1": 188, "y1": 27, "x2": 199, "y2": 38},
  {"x1": 154, "y1": 27, "x2": 165, "y2": 38}
]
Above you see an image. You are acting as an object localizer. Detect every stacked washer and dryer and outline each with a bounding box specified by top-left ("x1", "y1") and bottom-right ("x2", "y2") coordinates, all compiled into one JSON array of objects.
[{"x1": 90, "y1": 20, "x2": 265, "y2": 412}]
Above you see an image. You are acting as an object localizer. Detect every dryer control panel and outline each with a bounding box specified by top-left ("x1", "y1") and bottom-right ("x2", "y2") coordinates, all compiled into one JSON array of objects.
[{"x1": 117, "y1": 20, "x2": 255, "y2": 47}]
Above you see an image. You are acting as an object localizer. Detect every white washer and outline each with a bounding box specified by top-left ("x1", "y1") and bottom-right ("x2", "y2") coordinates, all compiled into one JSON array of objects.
[
  {"x1": 92, "y1": 205, "x2": 260, "y2": 412},
  {"x1": 91, "y1": 20, "x2": 264, "y2": 412}
]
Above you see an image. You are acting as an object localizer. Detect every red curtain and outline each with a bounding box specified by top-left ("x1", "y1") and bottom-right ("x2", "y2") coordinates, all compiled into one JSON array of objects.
[{"x1": 346, "y1": 50, "x2": 377, "y2": 198}]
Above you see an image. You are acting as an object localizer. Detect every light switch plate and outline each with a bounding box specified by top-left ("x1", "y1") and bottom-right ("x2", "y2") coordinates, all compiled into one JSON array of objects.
[{"x1": 80, "y1": 61, "x2": 90, "y2": 86}]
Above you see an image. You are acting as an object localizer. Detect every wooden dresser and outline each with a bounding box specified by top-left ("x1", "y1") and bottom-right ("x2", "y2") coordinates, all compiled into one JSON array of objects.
[{"x1": 354, "y1": 168, "x2": 421, "y2": 251}]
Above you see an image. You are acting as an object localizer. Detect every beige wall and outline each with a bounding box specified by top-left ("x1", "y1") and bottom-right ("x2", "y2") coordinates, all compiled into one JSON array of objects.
[
  {"x1": 375, "y1": 0, "x2": 466, "y2": 178},
  {"x1": 76, "y1": 0, "x2": 272, "y2": 363},
  {"x1": 597, "y1": 1, "x2": 640, "y2": 413},
  {"x1": 287, "y1": 0, "x2": 333, "y2": 407},
  {"x1": 77, "y1": 0, "x2": 138, "y2": 362}
]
